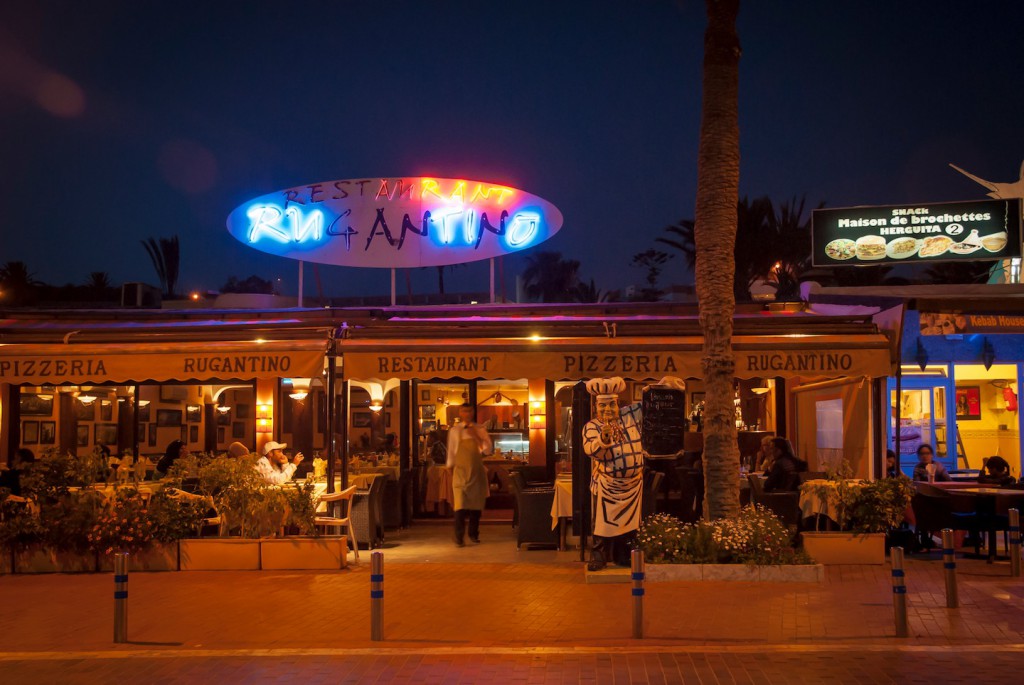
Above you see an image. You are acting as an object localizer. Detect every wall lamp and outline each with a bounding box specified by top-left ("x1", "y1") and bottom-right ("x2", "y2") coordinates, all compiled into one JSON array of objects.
[
  {"x1": 529, "y1": 400, "x2": 546, "y2": 429},
  {"x1": 256, "y1": 403, "x2": 273, "y2": 433}
]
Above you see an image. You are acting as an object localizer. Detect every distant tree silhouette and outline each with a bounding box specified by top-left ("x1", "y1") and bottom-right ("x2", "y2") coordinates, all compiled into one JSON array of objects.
[
  {"x1": 0, "y1": 261, "x2": 42, "y2": 306},
  {"x1": 141, "y1": 236, "x2": 180, "y2": 298},
  {"x1": 521, "y1": 251, "x2": 580, "y2": 303},
  {"x1": 574, "y1": 278, "x2": 608, "y2": 303},
  {"x1": 221, "y1": 274, "x2": 275, "y2": 294},
  {"x1": 630, "y1": 249, "x2": 673, "y2": 301}
]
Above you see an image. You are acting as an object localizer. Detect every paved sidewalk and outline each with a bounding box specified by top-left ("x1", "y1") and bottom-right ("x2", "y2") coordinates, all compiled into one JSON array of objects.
[{"x1": 1, "y1": 555, "x2": 1023, "y2": 652}]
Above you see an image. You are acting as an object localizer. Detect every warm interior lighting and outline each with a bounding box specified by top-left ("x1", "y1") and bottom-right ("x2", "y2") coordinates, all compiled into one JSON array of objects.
[
  {"x1": 190, "y1": 292, "x2": 200, "y2": 301},
  {"x1": 256, "y1": 403, "x2": 272, "y2": 433},
  {"x1": 751, "y1": 387, "x2": 771, "y2": 396},
  {"x1": 138, "y1": 400, "x2": 151, "y2": 407},
  {"x1": 289, "y1": 392, "x2": 308, "y2": 401},
  {"x1": 368, "y1": 399, "x2": 384, "y2": 412},
  {"x1": 529, "y1": 399, "x2": 546, "y2": 429},
  {"x1": 288, "y1": 377, "x2": 310, "y2": 401},
  {"x1": 78, "y1": 394, "x2": 97, "y2": 405},
  {"x1": 215, "y1": 405, "x2": 230, "y2": 414},
  {"x1": 37, "y1": 394, "x2": 53, "y2": 401}
]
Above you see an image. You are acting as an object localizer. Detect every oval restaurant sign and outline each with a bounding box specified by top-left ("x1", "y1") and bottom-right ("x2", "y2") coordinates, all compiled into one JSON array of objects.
[{"x1": 226, "y1": 177, "x2": 563, "y2": 268}]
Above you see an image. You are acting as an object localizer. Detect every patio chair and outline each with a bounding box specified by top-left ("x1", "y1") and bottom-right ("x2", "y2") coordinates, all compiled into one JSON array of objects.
[
  {"x1": 313, "y1": 484, "x2": 359, "y2": 562},
  {"x1": 910, "y1": 485, "x2": 983, "y2": 553},
  {"x1": 165, "y1": 488, "x2": 223, "y2": 537},
  {"x1": 509, "y1": 474, "x2": 559, "y2": 549},
  {"x1": 349, "y1": 476, "x2": 386, "y2": 549},
  {"x1": 641, "y1": 470, "x2": 664, "y2": 521},
  {"x1": 674, "y1": 466, "x2": 703, "y2": 523},
  {"x1": 748, "y1": 475, "x2": 801, "y2": 528}
]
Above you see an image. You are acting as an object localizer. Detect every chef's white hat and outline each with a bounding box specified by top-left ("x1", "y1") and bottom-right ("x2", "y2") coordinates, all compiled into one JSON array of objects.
[{"x1": 585, "y1": 377, "x2": 626, "y2": 398}]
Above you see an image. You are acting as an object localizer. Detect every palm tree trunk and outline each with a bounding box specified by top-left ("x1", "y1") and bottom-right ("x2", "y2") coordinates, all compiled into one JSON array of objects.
[{"x1": 694, "y1": 0, "x2": 741, "y2": 520}]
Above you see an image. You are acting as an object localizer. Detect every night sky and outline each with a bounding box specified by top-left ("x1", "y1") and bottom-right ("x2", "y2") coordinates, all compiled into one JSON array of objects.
[{"x1": 2, "y1": 1, "x2": 1023, "y2": 299}]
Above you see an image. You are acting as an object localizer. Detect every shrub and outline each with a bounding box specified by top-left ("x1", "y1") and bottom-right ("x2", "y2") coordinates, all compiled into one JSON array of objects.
[
  {"x1": 635, "y1": 506, "x2": 811, "y2": 566},
  {"x1": 147, "y1": 489, "x2": 210, "y2": 544},
  {"x1": 87, "y1": 488, "x2": 154, "y2": 555}
]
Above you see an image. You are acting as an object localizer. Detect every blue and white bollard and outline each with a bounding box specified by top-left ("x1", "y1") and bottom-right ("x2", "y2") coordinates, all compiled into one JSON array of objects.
[
  {"x1": 891, "y1": 546, "x2": 908, "y2": 638},
  {"x1": 370, "y1": 551, "x2": 384, "y2": 641},
  {"x1": 941, "y1": 529, "x2": 959, "y2": 608},
  {"x1": 113, "y1": 552, "x2": 128, "y2": 643},
  {"x1": 631, "y1": 549, "x2": 644, "y2": 639},
  {"x1": 1009, "y1": 509, "x2": 1021, "y2": 578}
]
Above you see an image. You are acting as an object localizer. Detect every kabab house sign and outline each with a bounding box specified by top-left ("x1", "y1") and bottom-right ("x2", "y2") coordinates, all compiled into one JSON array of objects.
[{"x1": 227, "y1": 177, "x2": 564, "y2": 268}]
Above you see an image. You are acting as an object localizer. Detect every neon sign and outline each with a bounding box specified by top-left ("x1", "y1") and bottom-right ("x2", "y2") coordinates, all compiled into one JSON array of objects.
[{"x1": 226, "y1": 177, "x2": 563, "y2": 268}]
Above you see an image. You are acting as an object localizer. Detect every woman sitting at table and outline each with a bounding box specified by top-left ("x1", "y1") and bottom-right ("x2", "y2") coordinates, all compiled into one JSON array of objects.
[
  {"x1": 153, "y1": 440, "x2": 189, "y2": 480},
  {"x1": 978, "y1": 456, "x2": 1015, "y2": 487},
  {"x1": 911, "y1": 444, "x2": 950, "y2": 482},
  {"x1": 763, "y1": 438, "x2": 807, "y2": 492}
]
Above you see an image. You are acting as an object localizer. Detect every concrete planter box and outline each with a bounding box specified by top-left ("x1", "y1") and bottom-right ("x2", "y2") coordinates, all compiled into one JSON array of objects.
[
  {"x1": 647, "y1": 563, "x2": 823, "y2": 582},
  {"x1": 260, "y1": 537, "x2": 348, "y2": 570},
  {"x1": 802, "y1": 532, "x2": 886, "y2": 565},
  {"x1": 98, "y1": 543, "x2": 180, "y2": 572},
  {"x1": 179, "y1": 538, "x2": 261, "y2": 571},
  {"x1": 14, "y1": 547, "x2": 98, "y2": 574}
]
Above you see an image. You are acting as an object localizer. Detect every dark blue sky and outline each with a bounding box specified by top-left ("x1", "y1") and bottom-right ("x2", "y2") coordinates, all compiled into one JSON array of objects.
[{"x1": 2, "y1": 1, "x2": 1022, "y2": 298}]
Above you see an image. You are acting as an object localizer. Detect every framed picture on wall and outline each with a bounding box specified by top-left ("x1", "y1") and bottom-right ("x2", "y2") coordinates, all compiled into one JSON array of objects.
[
  {"x1": 386, "y1": 393, "x2": 395, "y2": 407},
  {"x1": 76, "y1": 424, "x2": 90, "y2": 447},
  {"x1": 96, "y1": 423, "x2": 117, "y2": 446},
  {"x1": 138, "y1": 403, "x2": 151, "y2": 423},
  {"x1": 40, "y1": 421, "x2": 56, "y2": 445},
  {"x1": 74, "y1": 400, "x2": 95, "y2": 421},
  {"x1": 180, "y1": 426, "x2": 188, "y2": 443},
  {"x1": 385, "y1": 412, "x2": 392, "y2": 428},
  {"x1": 352, "y1": 411, "x2": 371, "y2": 428},
  {"x1": 189, "y1": 425, "x2": 199, "y2": 443},
  {"x1": 22, "y1": 421, "x2": 39, "y2": 444},
  {"x1": 160, "y1": 385, "x2": 188, "y2": 402},
  {"x1": 148, "y1": 424, "x2": 158, "y2": 447},
  {"x1": 217, "y1": 427, "x2": 226, "y2": 444},
  {"x1": 99, "y1": 400, "x2": 113, "y2": 422},
  {"x1": 235, "y1": 404, "x2": 250, "y2": 419},
  {"x1": 232, "y1": 421, "x2": 246, "y2": 439},
  {"x1": 420, "y1": 405, "x2": 436, "y2": 419},
  {"x1": 955, "y1": 387, "x2": 982, "y2": 420},
  {"x1": 19, "y1": 394, "x2": 53, "y2": 416},
  {"x1": 420, "y1": 389, "x2": 431, "y2": 402},
  {"x1": 216, "y1": 409, "x2": 232, "y2": 425},
  {"x1": 421, "y1": 419, "x2": 437, "y2": 432},
  {"x1": 186, "y1": 404, "x2": 202, "y2": 423},
  {"x1": 137, "y1": 424, "x2": 146, "y2": 445},
  {"x1": 156, "y1": 409, "x2": 182, "y2": 427}
]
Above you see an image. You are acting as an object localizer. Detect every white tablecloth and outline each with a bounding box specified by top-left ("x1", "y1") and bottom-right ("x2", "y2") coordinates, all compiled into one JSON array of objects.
[{"x1": 550, "y1": 478, "x2": 573, "y2": 529}]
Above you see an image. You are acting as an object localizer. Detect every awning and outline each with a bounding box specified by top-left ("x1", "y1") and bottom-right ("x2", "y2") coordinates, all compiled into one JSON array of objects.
[
  {"x1": 339, "y1": 334, "x2": 893, "y2": 382},
  {"x1": 0, "y1": 340, "x2": 327, "y2": 385}
]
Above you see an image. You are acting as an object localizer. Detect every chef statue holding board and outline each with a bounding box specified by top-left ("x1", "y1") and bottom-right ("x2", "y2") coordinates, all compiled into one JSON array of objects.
[{"x1": 582, "y1": 376, "x2": 686, "y2": 571}]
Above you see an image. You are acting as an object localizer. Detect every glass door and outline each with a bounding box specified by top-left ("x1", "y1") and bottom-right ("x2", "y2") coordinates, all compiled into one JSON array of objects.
[{"x1": 888, "y1": 376, "x2": 953, "y2": 473}]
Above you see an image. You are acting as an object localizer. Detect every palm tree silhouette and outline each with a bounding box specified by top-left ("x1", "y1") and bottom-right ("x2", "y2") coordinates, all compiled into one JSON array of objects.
[
  {"x1": 141, "y1": 236, "x2": 180, "y2": 298},
  {"x1": 574, "y1": 278, "x2": 607, "y2": 303},
  {"x1": 0, "y1": 261, "x2": 43, "y2": 306},
  {"x1": 85, "y1": 272, "x2": 112, "y2": 289},
  {"x1": 521, "y1": 251, "x2": 580, "y2": 303}
]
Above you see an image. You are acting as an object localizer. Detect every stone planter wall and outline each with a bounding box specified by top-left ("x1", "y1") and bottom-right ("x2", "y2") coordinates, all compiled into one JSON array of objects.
[
  {"x1": 801, "y1": 532, "x2": 886, "y2": 565},
  {"x1": 98, "y1": 543, "x2": 180, "y2": 572},
  {"x1": 179, "y1": 538, "x2": 262, "y2": 571},
  {"x1": 647, "y1": 563, "x2": 824, "y2": 583},
  {"x1": 13, "y1": 547, "x2": 98, "y2": 574},
  {"x1": 260, "y1": 537, "x2": 348, "y2": 570}
]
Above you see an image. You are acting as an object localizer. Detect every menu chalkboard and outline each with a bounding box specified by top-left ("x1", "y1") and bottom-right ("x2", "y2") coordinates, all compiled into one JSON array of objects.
[{"x1": 641, "y1": 386, "x2": 688, "y2": 457}]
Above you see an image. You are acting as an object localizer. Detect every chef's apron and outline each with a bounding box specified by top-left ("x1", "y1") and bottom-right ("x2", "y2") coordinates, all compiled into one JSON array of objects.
[
  {"x1": 592, "y1": 470, "x2": 643, "y2": 538},
  {"x1": 452, "y1": 437, "x2": 488, "y2": 511}
]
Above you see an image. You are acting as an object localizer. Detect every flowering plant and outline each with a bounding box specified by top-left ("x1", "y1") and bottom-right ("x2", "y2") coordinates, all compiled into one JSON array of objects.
[
  {"x1": 635, "y1": 506, "x2": 810, "y2": 565},
  {"x1": 87, "y1": 488, "x2": 154, "y2": 555}
]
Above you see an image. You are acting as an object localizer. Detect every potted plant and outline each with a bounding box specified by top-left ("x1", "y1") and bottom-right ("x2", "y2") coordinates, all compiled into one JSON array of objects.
[
  {"x1": 800, "y1": 469, "x2": 913, "y2": 565},
  {"x1": 0, "y1": 493, "x2": 44, "y2": 574},
  {"x1": 635, "y1": 508, "x2": 821, "y2": 583},
  {"x1": 178, "y1": 455, "x2": 265, "y2": 570},
  {"x1": 260, "y1": 481, "x2": 348, "y2": 570},
  {"x1": 16, "y1": 488, "x2": 103, "y2": 573}
]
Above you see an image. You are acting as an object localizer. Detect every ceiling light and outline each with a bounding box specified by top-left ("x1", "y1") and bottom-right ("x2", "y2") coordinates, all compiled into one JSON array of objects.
[
  {"x1": 369, "y1": 399, "x2": 384, "y2": 412},
  {"x1": 289, "y1": 392, "x2": 308, "y2": 401},
  {"x1": 215, "y1": 405, "x2": 231, "y2": 414},
  {"x1": 78, "y1": 394, "x2": 97, "y2": 405}
]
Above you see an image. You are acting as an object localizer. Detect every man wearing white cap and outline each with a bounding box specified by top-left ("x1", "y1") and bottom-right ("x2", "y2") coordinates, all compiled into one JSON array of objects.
[{"x1": 256, "y1": 441, "x2": 304, "y2": 485}]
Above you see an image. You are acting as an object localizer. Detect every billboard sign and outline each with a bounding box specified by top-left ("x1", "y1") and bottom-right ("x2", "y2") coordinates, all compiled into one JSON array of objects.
[
  {"x1": 227, "y1": 177, "x2": 563, "y2": 268},
  {"x1": 811, "y1": 199, "x2": 1021, "y2": 266}
]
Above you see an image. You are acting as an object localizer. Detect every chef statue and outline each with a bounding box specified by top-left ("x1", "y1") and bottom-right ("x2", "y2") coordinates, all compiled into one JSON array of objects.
[{"x1": 582, "y1": 376, "x2": 685, "y2": 571}]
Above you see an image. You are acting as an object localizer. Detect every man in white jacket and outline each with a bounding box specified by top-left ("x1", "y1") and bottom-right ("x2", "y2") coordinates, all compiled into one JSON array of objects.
[{"x1": 256, "y1": 441, "x2": 304, "y2": 485}]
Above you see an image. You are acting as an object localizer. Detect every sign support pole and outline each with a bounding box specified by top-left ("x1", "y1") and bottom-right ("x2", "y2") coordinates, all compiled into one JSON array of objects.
[
  {"x1": 489, "y1": 258, "x2": 495, "y2": 304},
  {"x1": 298, "y1": 260, "x2": 304, "y2": 308}
]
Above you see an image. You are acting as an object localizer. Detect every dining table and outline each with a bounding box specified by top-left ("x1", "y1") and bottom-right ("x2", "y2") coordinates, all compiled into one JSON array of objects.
[
  {"x1": 946, "y1": 487, "x2": 1024, "y2": 563},
  {"x1": 549, "y1": 475, "x2": 573, "y2": 551}
]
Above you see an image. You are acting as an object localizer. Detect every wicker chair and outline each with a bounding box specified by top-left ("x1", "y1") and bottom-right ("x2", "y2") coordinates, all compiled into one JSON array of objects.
[
  {"x1": 313, "y1": 484, "x2": 359, "y2": 562},
  {"x1": 350, "y1": 476, "x2": 386, "y2": 549},
  {"x1": 509, "y1": 475, "x2": 559, "y2": 549}
]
